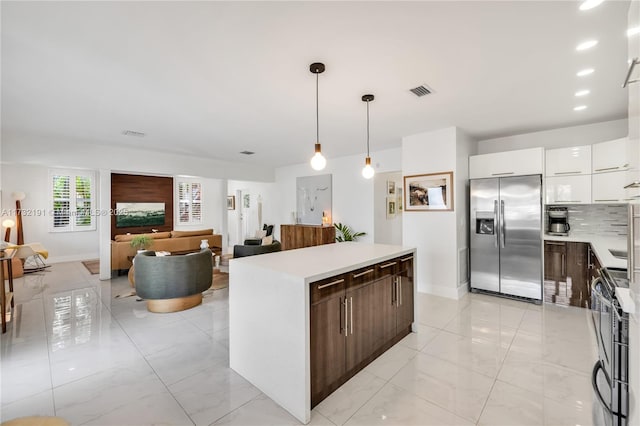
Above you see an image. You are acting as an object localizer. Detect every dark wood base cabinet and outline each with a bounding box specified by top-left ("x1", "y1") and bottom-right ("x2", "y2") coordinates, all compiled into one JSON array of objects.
[
  {"x1": 310, "y1": 255, "x2": 414, "y2": 407},
  {"x1": 281, "y1": 225, "x2": 335, "y2": 250},
  {"x1": 543, "y1": 241, "x2": 590, "y2": 308}
]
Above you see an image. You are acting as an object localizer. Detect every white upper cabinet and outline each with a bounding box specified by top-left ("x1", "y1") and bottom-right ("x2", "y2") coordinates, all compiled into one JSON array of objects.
[
  {"x1": 469, "y1": 147, "x2": 544, "y2": 179},
  {"x1": 545, "y1": 175, "x2": 591, "y2": 204},
  {"x1": 592, "y1": 138, "x2": 634, "y2": 173},
  {"x1": 545, "y1": 145, "x2": 591, "y2": 177},
  {"x1": 592, "y1": 171, "x2": 633, "y2": 203}
]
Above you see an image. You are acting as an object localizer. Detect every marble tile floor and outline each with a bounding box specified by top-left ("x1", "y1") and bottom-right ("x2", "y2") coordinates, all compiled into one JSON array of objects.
[{"x1": 1, "y1": 261, "x2": 599, "y2": 425}]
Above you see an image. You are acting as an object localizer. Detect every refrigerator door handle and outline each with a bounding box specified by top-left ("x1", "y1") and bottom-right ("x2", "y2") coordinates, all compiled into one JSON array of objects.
[
  {"x1": 500, "y1": 200, "x2": 506, "y2": 248},
  {"x1": 628, "y1": 204, "x2": 634, "y2": 282},
  {"x1": 494, "y1": 200, "x2": 499, "y2": 248}
]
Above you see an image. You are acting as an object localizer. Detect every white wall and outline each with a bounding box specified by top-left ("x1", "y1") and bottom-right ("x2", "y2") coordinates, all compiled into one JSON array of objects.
[
  {"x1": 477, "y1": 119, "x2": 628, "y2": 154},
  {"x1": 374, "y1": 171, "x2": 402, "y2": 245},
  {"x1": 227, "y1": 180, "x2": 279, "y2": 251},
  {"x1": 455, "y1": 129, "x2": 477, "y2": 287},
  {"x1": 402, "y1": 127, "x2": 476, "y2": 299},
  {"x1": 274, "y1": 148, "x2": 402, "y2": 244},
  {"x1": 1, "y1": 164, "x2": 100, "y2": 263}
]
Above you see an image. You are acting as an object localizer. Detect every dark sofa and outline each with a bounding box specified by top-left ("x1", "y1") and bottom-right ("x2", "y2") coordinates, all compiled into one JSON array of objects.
[{"x1": 233, "y1": 239, "x2": 282, "y2": 258}]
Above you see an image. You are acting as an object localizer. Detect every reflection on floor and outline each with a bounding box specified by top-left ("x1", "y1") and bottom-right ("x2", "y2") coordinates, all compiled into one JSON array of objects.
[{"x1": 1, "y1": 261, "x2": 598, "y2": 425}]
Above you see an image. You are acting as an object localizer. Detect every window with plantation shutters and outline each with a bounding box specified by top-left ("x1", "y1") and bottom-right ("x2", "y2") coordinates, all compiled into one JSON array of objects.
[
  {"x1": 177, "y1": 181, "x2": 202, "y2": 224},
  {"x1": 49, "y1": 170, "x2": 96, "y2": 232}
]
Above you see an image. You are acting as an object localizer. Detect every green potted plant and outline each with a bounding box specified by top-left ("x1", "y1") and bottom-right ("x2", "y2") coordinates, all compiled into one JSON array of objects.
[
  {"x1": 130, "y1": 235, "x2": 153, "y2": 252},
  {"x1": 334, "y1": 223, "x2": 366, "y2": 242}
]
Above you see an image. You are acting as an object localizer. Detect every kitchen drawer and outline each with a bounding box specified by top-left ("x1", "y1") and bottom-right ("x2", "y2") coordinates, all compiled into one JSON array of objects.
[
  {"x1": 375, "y1": 258, "x2": 399, "y2": 280},
  {"x1": 396, "y1": 254, "x2": 414, "y2": 274},
  {"x1": 310, "y1": 274, "x2": 346, "y2": 304},
  {"x1": 348, "y1": 265, "x2": 376, "y2": 289}
]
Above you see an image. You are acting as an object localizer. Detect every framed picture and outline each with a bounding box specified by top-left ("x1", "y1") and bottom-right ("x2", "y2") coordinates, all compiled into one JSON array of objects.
[
  {"x1": 397, "y1": 187, "x2": 403, "y2": 211},
  {"x1": 115, "y1": 202, "x2": 165, "y2": 227},
  {"x1": 243, "y1": 194, "x2": 250, "y2": 208},
  {"x1": 227, "y1": 196, "x2": 235, "y2": 210},
  {"x1": 403, "y1": 171, "x2": 454, "y2": 211},
  {"x1": 387, "y1": 180, "x2": 396, "y2": 195},
  {"x1": 386, "y1": 197, "x2": 396, "y2": 219}
]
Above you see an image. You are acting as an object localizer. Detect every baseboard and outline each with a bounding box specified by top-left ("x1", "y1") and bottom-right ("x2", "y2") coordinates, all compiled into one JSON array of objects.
[
  {"x1": 418, "y1": 281, "x2": 469, "y2": 300},
  {"x1": 457, "y1": 281, "x2": 469, "y2": 299},
  {"x1": 47, "y1": 253, "x2": 100, "y2": 264}
]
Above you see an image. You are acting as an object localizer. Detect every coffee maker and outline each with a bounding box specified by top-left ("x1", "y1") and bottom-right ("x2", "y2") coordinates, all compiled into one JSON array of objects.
[{"x1": 547, "y1": 207, "x2": 570, "y2": 236}]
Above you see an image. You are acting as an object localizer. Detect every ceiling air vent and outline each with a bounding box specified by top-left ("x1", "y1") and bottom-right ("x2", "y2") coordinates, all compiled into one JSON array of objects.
[
  {"x1": 240, "y1": 150, "x2": 255, "y2": 155},
  {"x1": 409, "y1": 85, "x2": 433, "y2": 97},
  {"x1": 122, "y1": 130, "x2": 145, "y2": 137}
]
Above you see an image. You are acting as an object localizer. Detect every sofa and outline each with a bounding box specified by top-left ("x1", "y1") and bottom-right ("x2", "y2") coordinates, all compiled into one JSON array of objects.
[
  {"x1": 233, "y1": 239, "x2": 282, "y2": 258},
  {"x1": 111, "y1": 229, "x2": 222, "y2": 271},
  {"x1": 134, "y1": 249, "x2": 213, "y2": 312}
]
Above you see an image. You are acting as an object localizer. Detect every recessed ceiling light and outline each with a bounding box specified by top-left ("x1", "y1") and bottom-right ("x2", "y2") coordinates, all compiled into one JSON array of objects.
[
  {"x1": 628, "y1": 27, "x2": 640, "y2": 37},
  {"x1": 574, "y1": 105, "x2": 588, "y2": 111},
  {"x1": 575, "y1": 90, "x2": 590, "y2": 97},
  {"x1": 577, "y1": 68, "x2": 595, "y2": 77},
  {"x1": 122, "y1": 130, "x2": 145, "y2": 137},
  {"x1": 579, "y1": 0, "x2": 604, "y2": 11},
  {"x1": 576, "y1": 40, "x2": 598, "y2": 51}
]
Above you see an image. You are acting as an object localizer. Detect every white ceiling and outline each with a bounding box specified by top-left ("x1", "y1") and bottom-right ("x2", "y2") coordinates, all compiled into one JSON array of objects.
[{"x1": 1, "y1": 1, "x2": 630, "y2": 168}]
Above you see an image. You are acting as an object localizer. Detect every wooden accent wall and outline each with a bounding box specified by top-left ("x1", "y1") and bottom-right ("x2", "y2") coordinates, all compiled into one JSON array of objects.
[
  {"x1": 280, "y1": 224, "x2": 335, "y2": 250},
  {"x1": 111, "y1": 173, "x2": 174, "y2": 239}
]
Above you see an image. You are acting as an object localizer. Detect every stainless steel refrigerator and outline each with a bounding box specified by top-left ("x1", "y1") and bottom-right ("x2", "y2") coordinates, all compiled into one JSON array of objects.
[{"x1": 470, "y1": 174, "x2": 542, "y2": 300}]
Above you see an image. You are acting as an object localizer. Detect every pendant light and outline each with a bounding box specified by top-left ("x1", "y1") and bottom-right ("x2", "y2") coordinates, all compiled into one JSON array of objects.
[
  {"x1": 361, "y1": 94, "x2": 375, "y2": 179},
  {"x1": 309, "y1": 62, "x2": 327, "y2": 170}
]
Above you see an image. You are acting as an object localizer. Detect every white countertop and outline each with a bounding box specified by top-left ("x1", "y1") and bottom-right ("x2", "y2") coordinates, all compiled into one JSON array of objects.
[
  {"x1": 230, "y1": 242, "x2": 415, "y2": 282},
  {"x1": 544, "y1": 233, "x2": 627, "y2": 270}
]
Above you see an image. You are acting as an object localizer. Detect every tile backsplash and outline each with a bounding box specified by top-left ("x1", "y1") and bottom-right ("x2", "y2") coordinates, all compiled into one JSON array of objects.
[{"x1": 548, "y1": 204, "x2": 628, "y2": 237}]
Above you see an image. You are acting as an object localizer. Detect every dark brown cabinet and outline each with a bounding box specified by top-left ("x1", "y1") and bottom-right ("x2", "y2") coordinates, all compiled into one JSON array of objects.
[
  {"x1": 543, "y1": 241, "x2": 590, "y2": 308},
  {"x1": 309, "y1": 255, "x2": 414, "y2": 408},
  {"x1": 280, "y1": 225, "x2": 335, "y2": 250}
]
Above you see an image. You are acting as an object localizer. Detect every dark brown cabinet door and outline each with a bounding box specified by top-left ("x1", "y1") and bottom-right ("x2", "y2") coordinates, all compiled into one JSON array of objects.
[
  {"x1": 397, "y1": 257, "x2": 414, "y2": 334},
  {"x1": 345, "y1": 282, "x2": 377, "y2": 372},
  {"x1": 566, "y1": 242, "x2": 589, "y2": 308},
  {"x1": 544, "y1": 241, "x2": 566, "y2": 282},
  {"x1": 310, "y1": 277, "x2": 347, "y2": 407}
]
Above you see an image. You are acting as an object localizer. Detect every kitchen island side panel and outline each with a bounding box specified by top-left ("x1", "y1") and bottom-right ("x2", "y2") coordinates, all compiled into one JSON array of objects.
[{"x1": 229, "y1": 261, "x2": 310, "y2": 424}]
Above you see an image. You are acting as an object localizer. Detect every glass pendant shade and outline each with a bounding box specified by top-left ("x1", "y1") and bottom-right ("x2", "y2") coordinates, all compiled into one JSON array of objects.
[
  {"x1": 311, "y1": 143, "x2": 326, "y2": 170},
  {"x1": 362, "y1": 156, "x2": 374, "y2": 179}
]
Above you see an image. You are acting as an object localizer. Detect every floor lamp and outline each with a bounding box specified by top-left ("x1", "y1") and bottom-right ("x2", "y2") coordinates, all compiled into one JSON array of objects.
[
  {"x1": 13, "y1": 192, "x2": 25, "y2": 246},
  {"x1": 2, "y1": 219, "x2": 15, "y2": 243}
]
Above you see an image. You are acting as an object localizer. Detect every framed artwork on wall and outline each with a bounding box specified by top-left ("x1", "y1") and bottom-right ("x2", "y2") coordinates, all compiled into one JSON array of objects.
[
  {"x1": 387, "y1": 180, "x2": 396, "y2": 195},
  {"x1": 397, "y1": 187, "x2": 403, "y2": 211},
  {"x1": 403, "y1": 171, "x2": 454, "y2": 211},
  {"x1": 386, "y1": 197, "x2": 396, "y2": 219},
  {"x1": 227, "y1": 196, "x2": 235, "y2": 210}
]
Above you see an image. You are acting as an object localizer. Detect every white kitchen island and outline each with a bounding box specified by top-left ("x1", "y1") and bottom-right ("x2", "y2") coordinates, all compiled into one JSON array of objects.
[{"x1": 229, "y1": 242, "x2": 416, "y2": 424}]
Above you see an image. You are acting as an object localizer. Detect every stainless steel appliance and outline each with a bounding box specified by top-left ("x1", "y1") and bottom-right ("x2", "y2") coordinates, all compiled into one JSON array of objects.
[
  {"x1": 470, "y1": 174, "x2": 542, "y2": 301},
  {"x1": 591, "y1": 268, "x2": 629, "y2": 426},
  {"x1": 547, "y1": 206, "x2": 570, "y2": 236}
]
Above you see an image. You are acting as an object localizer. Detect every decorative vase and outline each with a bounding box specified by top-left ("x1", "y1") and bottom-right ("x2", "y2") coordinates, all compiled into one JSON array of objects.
[{"x1": 200, "y1": 239, "x2": 209, "y2": 250}]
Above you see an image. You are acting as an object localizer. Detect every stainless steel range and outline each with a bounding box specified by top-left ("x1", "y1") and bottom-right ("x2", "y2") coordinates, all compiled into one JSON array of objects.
[{"x1": 591, "y1": 267, "x2": 629, "y2": 426}]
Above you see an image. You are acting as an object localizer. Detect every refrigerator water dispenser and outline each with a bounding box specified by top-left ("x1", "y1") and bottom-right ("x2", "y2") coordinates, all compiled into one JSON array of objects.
[{"x1": 475, "y1": 212, "x2": 495, "y2": 235}]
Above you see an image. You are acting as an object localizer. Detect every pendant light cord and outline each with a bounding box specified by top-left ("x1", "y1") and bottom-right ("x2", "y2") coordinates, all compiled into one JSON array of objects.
[
  {"x1": 316, "y1": 72, "x2": 319, "y2": 143},
  {"x1": 366, "y1": 100, "x2": 370, "y2": 156}
]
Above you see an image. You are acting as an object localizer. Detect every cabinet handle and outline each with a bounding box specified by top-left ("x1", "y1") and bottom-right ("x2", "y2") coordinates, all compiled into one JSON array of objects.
[
  {"x1": 399, "y1": 278, "x2": 402, "y2": 306},
  {"x1": 400, "y1": 256, "x2": 413, "y2": 262},
  {"x1": 622, "y1": 57, "x2": 639, "y2": 88},
  {"x1": 546, "y1": 241, "x2": 565, "y2": 246},
  {"x1": 554, "y1": 171, "x2": 581, "y2": 175},
  {"x1": 555, "y1": 200, "x2": 581, "y2": 203},
  {"x1": 379, "y1": 262, "x2": 397, "y2": 269},
  {"x1": 349, "y1": 297, "x2": 353, "y2": 335},
  {"x1": 561, "y1": 253, "x2": 565, "y2": 277},
  {"x1": 594, "y1": 199, "x2": 618, "y2": 202},
  {"x1": 318, "y1": 279, "x2": 344, "y2": 290},
  {"x1": 396, "y1": 278, "x2": 400, "y2": 307},
  {"x1": 491, "y1": 172, "x2": 514, "y2": 176},
  {"x1": 594, "y1": 166, "x2": 620, "y2": 172},
  {"x1": 344, "y1": 298, "x2": 348, "y2": 337},
  {"x1": 352, "y1": 269, "x2": 374, "y2": 279}
]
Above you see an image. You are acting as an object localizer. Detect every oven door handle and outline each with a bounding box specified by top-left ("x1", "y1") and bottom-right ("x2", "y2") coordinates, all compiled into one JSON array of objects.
[
  {"x1": 592, "y1": 360, "x2": 613, "y2": 414},
  {"x1": 591, "y1": 279, "x2": 613, "y2": 309}
]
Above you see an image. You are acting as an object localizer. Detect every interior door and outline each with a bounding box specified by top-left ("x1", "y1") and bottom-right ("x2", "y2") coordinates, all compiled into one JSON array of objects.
[
  {"x1": 470, "y1": 178, "x2": 500, "y2": 293},
  {"x1": 499, "y1": 175, "x2": 542, "y2": 300}
]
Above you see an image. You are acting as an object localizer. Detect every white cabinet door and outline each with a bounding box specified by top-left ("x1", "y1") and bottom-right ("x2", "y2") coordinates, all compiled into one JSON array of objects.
[
  {"x1": 545, "y1": 175, "x2": 591, "y2": 204},
  {"x1": 545, "y1": 145, "x2": 591, "y2": 177},
  {"x1": 592, "y1": 171, "x2": 630, "y2": 203},
  {"x1": 592, "y1": 138, "x2": 634, "y2": 173},
  {"x1": 469, "y1": 147, "x2": 543, "y2": 179}
]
